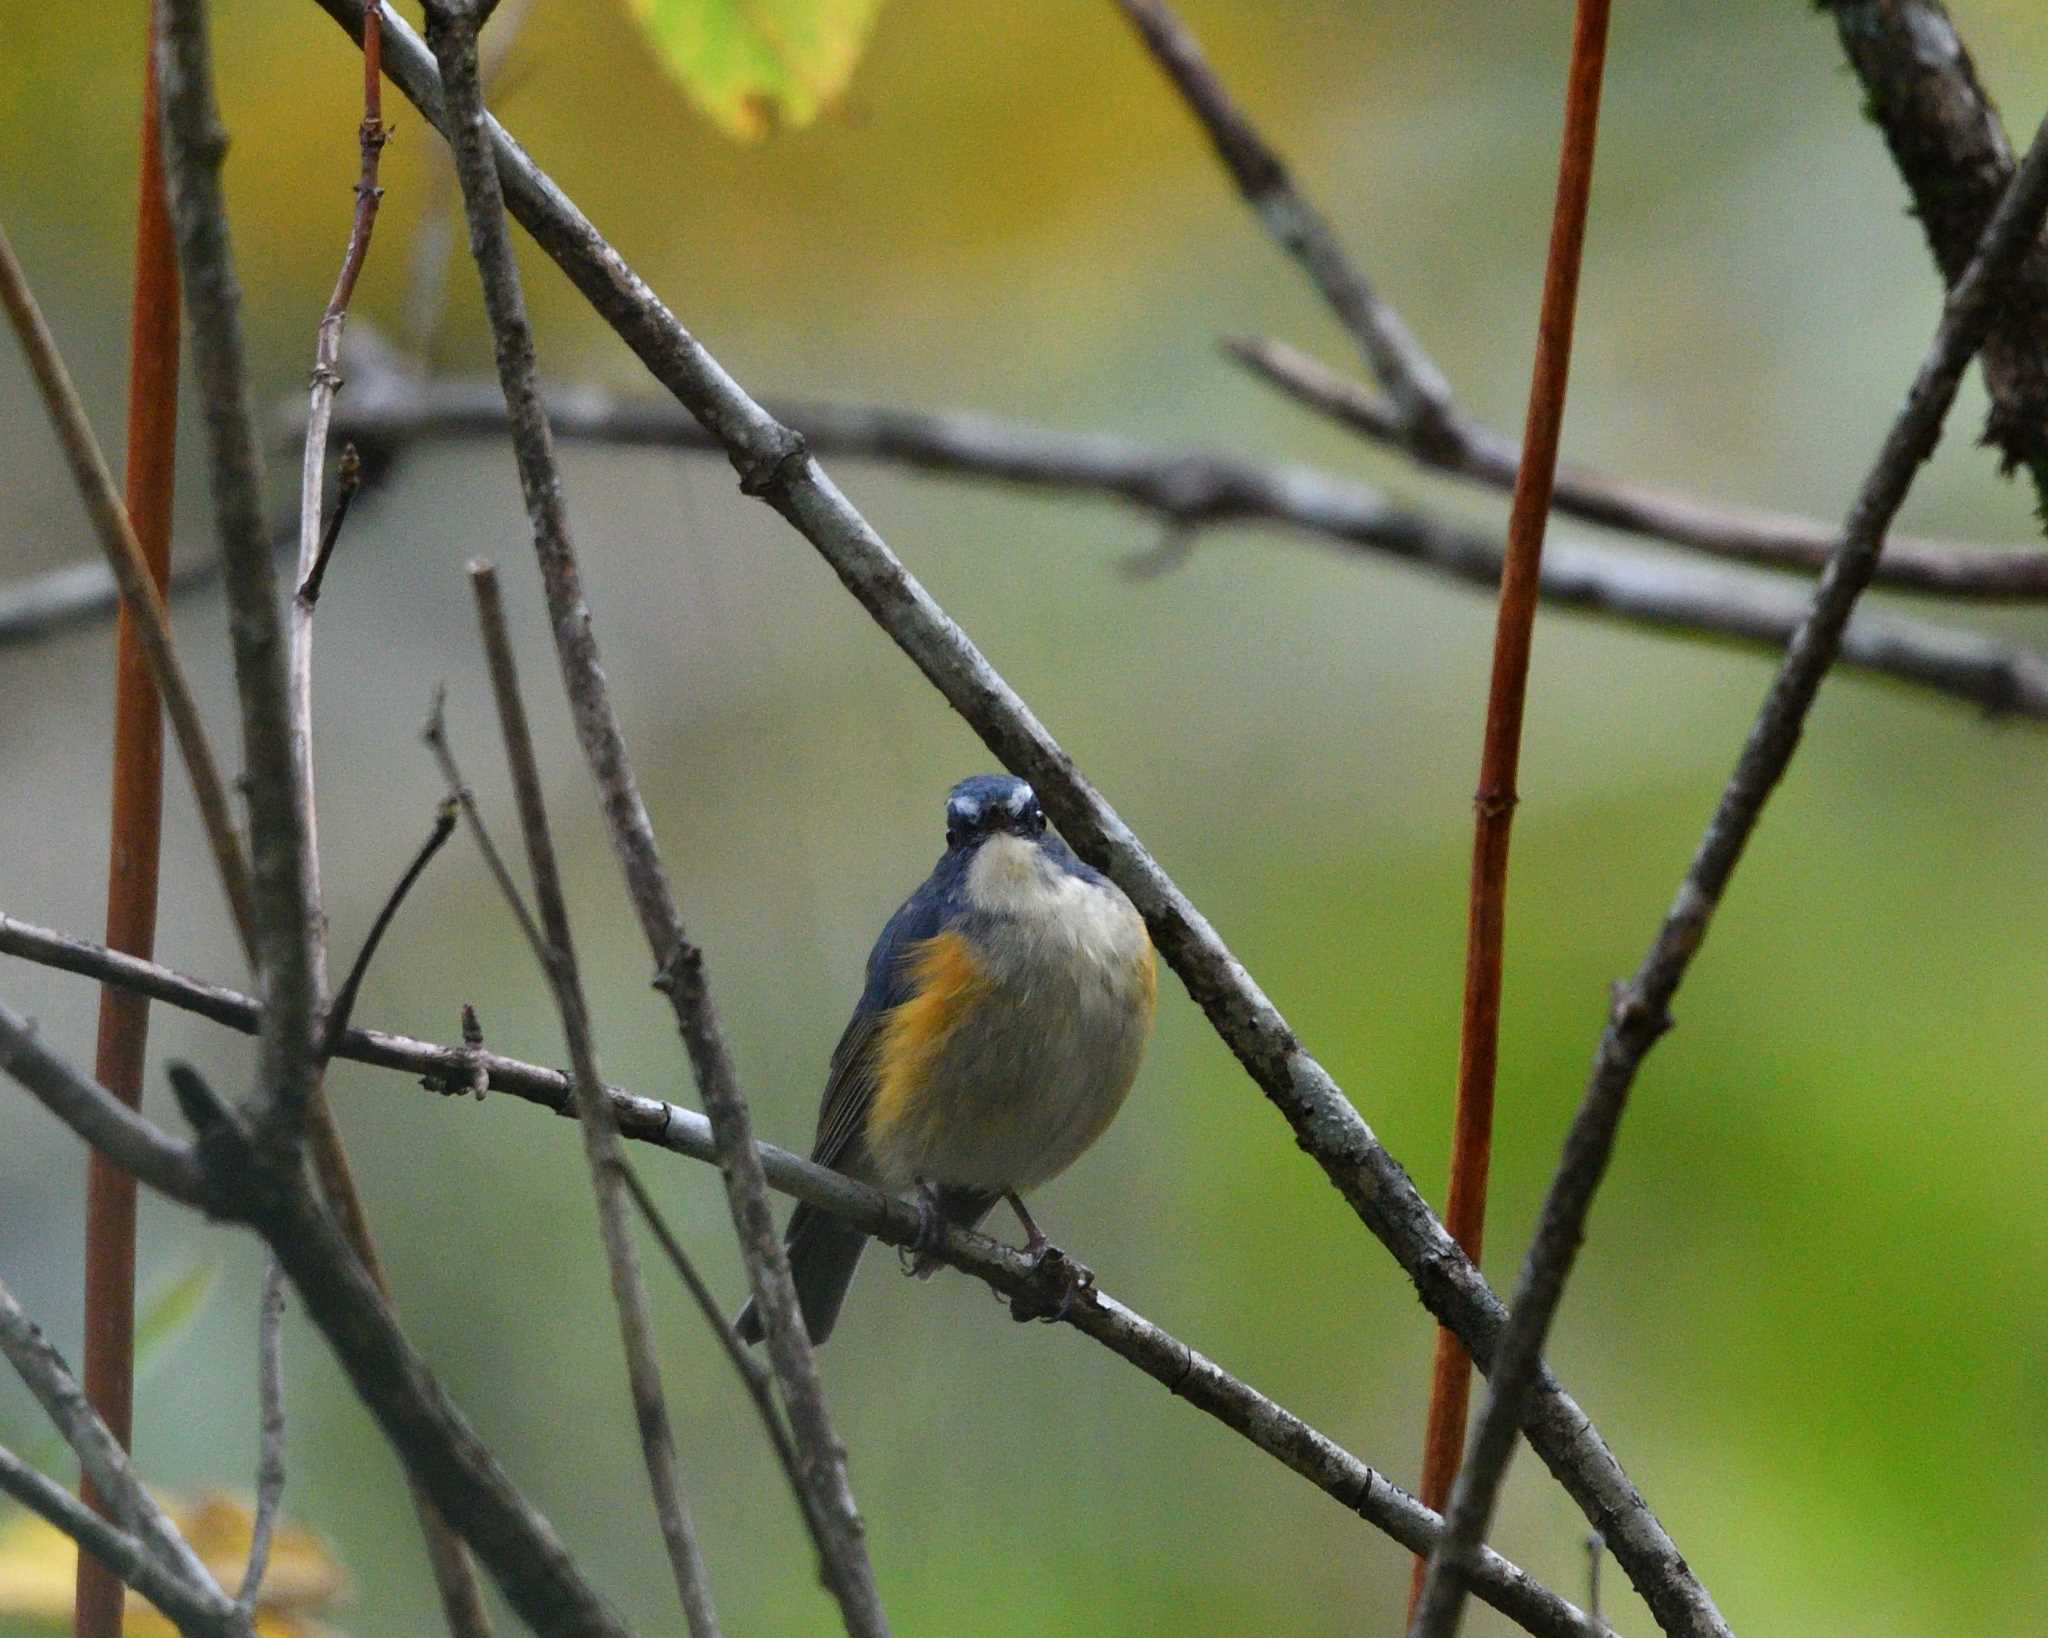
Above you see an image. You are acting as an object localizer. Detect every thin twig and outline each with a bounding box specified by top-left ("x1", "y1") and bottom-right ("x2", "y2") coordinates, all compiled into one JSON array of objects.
[
  {"x1": 313, "y1": 367, "x2": 2048, "y2": 721},
  {"x1": 320, "y1": 799, "x2": 457, "y2": 1057},
  {"x1": 296, "y1": 443, "x2": 362, "y2": 606},
  {"x1": 1227, "y1": 335, "x2": 2048, "y2": 599},
  {"x1": 1413, "y1": 109, "x2": 2048, "y2": 1638},
  {"x1": 237, "y1": 1258, "x2": 288, "y2": 1607},
  {"x1": 1111, "y1": 0, "x2": 1456, "y2": 449},
  {"x1": 465, "y1": 559, "x2": 722, "y2": 1636},
  {"x1": 304, "y1": 8, "x2": 1731, "y2": 1626},
  {"x1": 1822, "y1": 0, "x2": 2048, "y2": 512},
  {"x1": 0, "y1": 1442, "x2": 247, "y2": 1638},
  {"x1": 419, "y1": 7, "x2": 887, "y2": 1630},
  {"x1": 0, "y1": 1279, "x2": 226, "y2": 1602},
  {"x1": 422, "y1": 683, "x2": 547, "y2": 956},
  {"x1": 0, "y1": 220, "x2": 257, "y2": 944},
  {"x1": 1413, "y1": 1, "x2": 1609, "y2": 1621},
  {"x1": 0, "y1": 947, "x2": 1613, "y2": 1638},
  {"x1": 610, "y1": 1156, "x2": 826, "y2": 1579},
  {"x1": 157, "y1": 0, "x2": 319, "y2": 1159},
  {"x1": 0, "y1": 555, "x2": 223, "y2": 651},
  {"x1": 78, "y1": 16, "x2": 184, "y2": 1630},
  {"x1": 402, "y1": 0, "x2": 539, "y2": 367}
]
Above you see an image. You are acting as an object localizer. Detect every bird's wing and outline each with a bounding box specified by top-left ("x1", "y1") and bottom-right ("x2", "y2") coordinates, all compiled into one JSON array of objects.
[{"x1": 809, "y1": 861, "x2": 955, "y2": 1173}]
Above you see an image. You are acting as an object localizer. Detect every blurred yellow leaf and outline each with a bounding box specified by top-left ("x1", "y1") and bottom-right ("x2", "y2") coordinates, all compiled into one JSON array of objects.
[
  {"x1": 625, "y1": 0, "x2": 884, "y2": 140},
  {"x1": 0, "y1": 1490, "x2": 348, "y2": 1635}
]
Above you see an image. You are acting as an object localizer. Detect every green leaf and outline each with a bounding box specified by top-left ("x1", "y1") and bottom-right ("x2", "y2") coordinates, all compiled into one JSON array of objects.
[
  {"x1": 626, "y1": 0, "x2": 885, "y2": 140},
  {"x1": 134, "y1": 1263, "x2": 217, "y2": 1386}
]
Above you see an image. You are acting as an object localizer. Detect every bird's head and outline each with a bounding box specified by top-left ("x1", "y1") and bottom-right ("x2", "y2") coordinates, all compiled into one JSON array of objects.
[{"x1": 944, "y1": 774, "x2": 1047, "y2": 851}]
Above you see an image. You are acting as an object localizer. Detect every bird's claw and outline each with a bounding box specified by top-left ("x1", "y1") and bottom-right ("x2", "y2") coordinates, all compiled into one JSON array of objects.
[{"x1": 898, "y1": 1182, "x2": 948, "y2": 1277}]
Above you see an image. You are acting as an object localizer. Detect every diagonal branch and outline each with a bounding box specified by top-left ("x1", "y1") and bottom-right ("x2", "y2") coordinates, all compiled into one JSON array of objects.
[
  {"x1": 1111, "y1": 0, "x2": 1457, "y2": 449},
  {"x1": 1410, "y1": 107, "x2": 2048, "y2": 1638},
  {"x1": 1227, "y1": 335, "x2": 2048, "y2": 599},
  {"x1": 304, "y1": 6, "x2": 1715, "y2": 1627},
  {"x1": 0, "y1": 1278, "x2": 232, "y2": 1613},
  {"x1": 1821, "y1": 0, "x2": 2048, "y2": 513},
  {"x1": 0, "y1": 933, "x2": 1615, "y2": 1638},
  {"x1": 0, "y1": 1442, "x2": 244, "y2": 1638},
  {"x1": 419, "y1": 6, "x2": 887, "y2": 1631}
]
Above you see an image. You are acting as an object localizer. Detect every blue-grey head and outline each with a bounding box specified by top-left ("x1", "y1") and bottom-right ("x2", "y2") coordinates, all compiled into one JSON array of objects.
[{"x1": 944, "y1": 774, "x2": 1046, "y2": 851}]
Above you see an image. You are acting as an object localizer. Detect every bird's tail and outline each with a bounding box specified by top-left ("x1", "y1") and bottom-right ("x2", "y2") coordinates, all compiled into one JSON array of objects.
[{"x1": 734, "y1": 1202, "x2": 870, "y2": 1346}]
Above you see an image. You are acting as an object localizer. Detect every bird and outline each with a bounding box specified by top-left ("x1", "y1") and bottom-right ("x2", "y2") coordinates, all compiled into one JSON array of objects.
[{"x1": 735, "y1": 773, "x2": 1157, "y2": 1345}]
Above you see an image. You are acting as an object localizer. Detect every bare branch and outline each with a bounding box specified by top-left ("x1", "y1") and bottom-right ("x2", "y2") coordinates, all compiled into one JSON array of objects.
[
  {"x1": 0, "y1": 1279, "x2": 229, "y2": 1609},
  {"x1": 0, "y1": 919, "x2": 1613, "y2": 1638},
  {"x1": 418, "y1": 6, "x2": 886, "y2": 1629},
  {"x1": 237, "y1": 1258, "x2": 288, "y2": 1608},
  {"x1": 0, "y1": 555, "x2": 222, "y2": 651},
  {"x1": 1110, "y1": 0, "x2": 1456, "y2": 449},
  {"x1": 0, "y1": 1444, "x2": 245, "y2": 1638},
  {"x1": 1412, "y1": 109, "x2": 2048, "y2": 1637},
  {"x1": 1228, "y1": 335, "x2": 2048, "y2": 599},
  {"x1": 0, "y1": 996, "x2": 208, "y2": 1206},
  {"x1": 463, "y1": 558, "x2": 721, "y2": 1636},
  {"x1": 317, "y1": 368, "x2": 2048, "y2": 721},
  {"x1": 0, "y1": 220, "x2": 257, "y2": 943},
  {"x1": 1822, "y1": 0, "x2": 2048, "y2": 508},
  {"x1": 156, "y1": 0, "x2": 318, "y2": 1156}
]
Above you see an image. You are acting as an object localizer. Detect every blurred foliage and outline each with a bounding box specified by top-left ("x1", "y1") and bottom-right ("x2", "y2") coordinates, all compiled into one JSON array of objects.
[
  {"x1": 626, "y1": 0, "x2": 887, "y2": 140},
  {"x1": 0, "y1": 1492, "x2": 346, "y2": 1636},
  {"x1": 3, "y1": 2, "x2": 2047, "y2": 1635}
]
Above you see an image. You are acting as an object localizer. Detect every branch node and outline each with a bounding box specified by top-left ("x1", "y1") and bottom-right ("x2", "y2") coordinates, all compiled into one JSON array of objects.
[{"x1": 735, "y1": 430, "x2": 810, "y2": 498}]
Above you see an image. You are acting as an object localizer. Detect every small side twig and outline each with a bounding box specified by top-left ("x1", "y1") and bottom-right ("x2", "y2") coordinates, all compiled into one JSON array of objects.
[
  {"x1": 610, "y1": 1157, "x2": 825, "y2": 1571},
  {"x1": 320, "y1": 798, "x2": 457, "y2": 1058},
  {"x1": 465, "y1": 558, "x2": 722, "y2": 1637},
  {"x1": 237, "y1": 1257, "x2": 288, "y2": 1607},
  {"x1": 1111, "y1": 0, "x2": 1457, "y2": 450},
  {"x1": 1413, "y1": 106, "x2": 2048, "y2": 1638},
  {"x1": 296, "y1": 442, "x2": 362, "y2": 606}
]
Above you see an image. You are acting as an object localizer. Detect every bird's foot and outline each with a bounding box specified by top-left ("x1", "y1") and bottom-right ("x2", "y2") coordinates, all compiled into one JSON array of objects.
[{"x1": 898, "y1": 1182, "x2": 948, "y2": 1278}]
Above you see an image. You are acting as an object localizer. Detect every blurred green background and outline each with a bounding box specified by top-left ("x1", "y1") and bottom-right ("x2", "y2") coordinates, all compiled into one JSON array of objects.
[{"x1": 4, "y1": 1, "x2": 2047, "y2": 1633}]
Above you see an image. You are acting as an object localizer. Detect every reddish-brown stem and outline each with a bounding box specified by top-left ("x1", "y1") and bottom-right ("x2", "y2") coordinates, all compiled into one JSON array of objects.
[
  {"x1": 77, "y1": 8, "x2": 180, "y2": 1634},
  {"x1": 1410, "y1": 0, "x2": 1611, "y2": 1613}
]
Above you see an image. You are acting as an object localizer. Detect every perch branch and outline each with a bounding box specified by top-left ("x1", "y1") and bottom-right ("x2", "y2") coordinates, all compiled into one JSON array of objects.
[
  {"x1": 0, "y1": 933, "x2": 1614, "y2": 1638},
  {"x1": 236, "y1": 1257, "x2": 288, "y2": 1608},
  {"x1": 1411, "y1": 107, "x2": 2048, "y2": 1637}
]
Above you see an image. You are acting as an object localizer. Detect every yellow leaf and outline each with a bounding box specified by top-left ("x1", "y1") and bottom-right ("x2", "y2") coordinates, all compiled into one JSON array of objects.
[
  {"x1": 626, "y1": 0, "x2": 885, "y2": 140},
  {"x1": 0, "y1": 1489, "x2": 348, "y2": 1635}
]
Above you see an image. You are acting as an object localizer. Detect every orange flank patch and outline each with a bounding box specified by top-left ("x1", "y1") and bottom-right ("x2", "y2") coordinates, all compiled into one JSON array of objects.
[{"x1": 870, "y1": 931, "x2": 991, "y2": 1152}]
